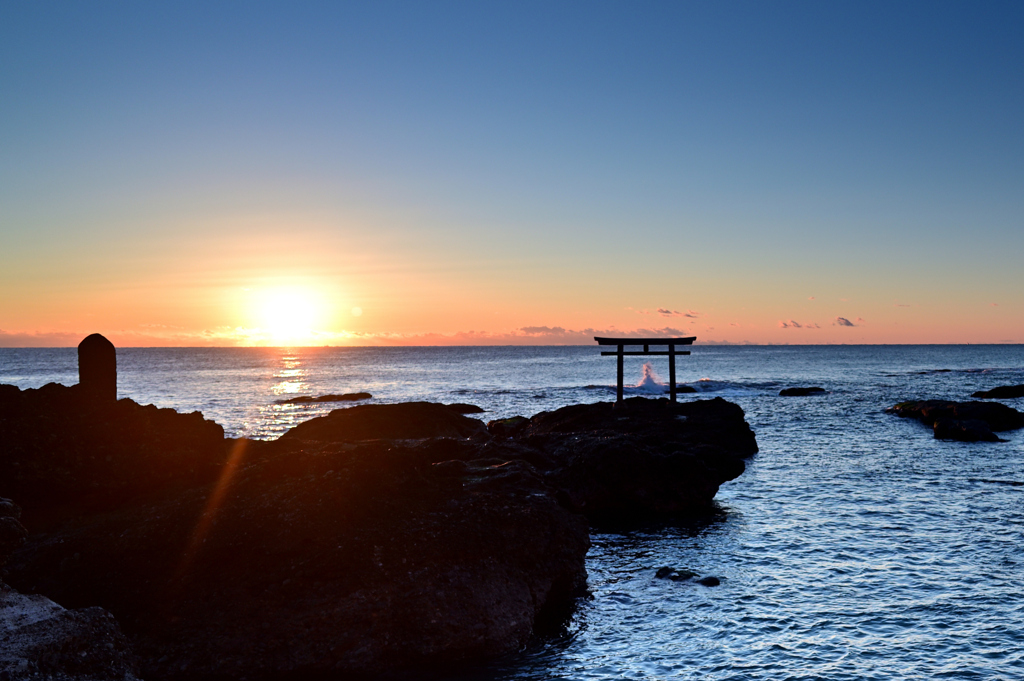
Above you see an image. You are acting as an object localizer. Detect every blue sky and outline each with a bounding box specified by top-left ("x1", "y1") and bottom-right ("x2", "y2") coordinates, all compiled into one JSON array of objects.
[{"x1": 2, "y1": 1, "x2": 1022, "y2": 345}]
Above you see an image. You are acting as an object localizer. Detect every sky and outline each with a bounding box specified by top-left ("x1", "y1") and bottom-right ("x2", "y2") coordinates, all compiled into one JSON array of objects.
[{"x1": 2, "y1": 0, "x2": 1022, "y2": 346}]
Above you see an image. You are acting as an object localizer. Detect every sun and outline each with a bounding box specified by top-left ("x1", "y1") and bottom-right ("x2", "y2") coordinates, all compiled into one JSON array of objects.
[{"x1": 255, "y1": 287, "x2": 325, "y2": 343}]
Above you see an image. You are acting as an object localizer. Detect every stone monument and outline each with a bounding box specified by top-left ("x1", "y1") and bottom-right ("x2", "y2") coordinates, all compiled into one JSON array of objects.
[{"x1": 78, "y1": 333, "x2": 116, "y2": 402}]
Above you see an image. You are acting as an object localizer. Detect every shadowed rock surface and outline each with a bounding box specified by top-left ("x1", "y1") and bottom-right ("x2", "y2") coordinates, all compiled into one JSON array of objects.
[
  {"x1": 445, "y1": 403, "x2": 486, "y2": 414},
  {"x1": 510, "y1": 397, "x2": 758, "y2": 522},
  {"x1": 274, "y1": 392, "x2": 372, "y2": 404},
  {"x1": 932, "y1": 418, "x2": 1003, "y2": 442},
  {"x1": 4, "y1": 387, "x2": 755, "y2": 679},
  {"x1": 281, "y1": 400, "x2": 488, "y2": 441},
  {"x1": 886, "y1": 400, "x2": 1024, "y2": 442},
  {"x1": 8, "y1": 439, "x2": 588, "y2": 680},
  {"x1": 972, "y1": 385, "x2": 1024, "y2": 399},
  {"x1": 779, "y1": 387, "x2": 826, "y2": 396},
  {"x1": 1, "y1": 498, "x2": 139, "y2": 681},
  {"x1": 0, "y1": 383, "x2": 227, "y2": 520}
]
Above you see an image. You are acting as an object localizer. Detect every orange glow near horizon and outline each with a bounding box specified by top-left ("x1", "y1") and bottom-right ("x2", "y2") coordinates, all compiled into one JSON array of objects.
[{"x1": 252, "y1": 286, "x2": 326, "y2": 344}]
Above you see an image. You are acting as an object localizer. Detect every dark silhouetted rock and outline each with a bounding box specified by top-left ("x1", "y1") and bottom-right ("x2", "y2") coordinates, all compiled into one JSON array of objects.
[
  {"x1": 886, "y1": 400, "x2": 1024, "y2": 434},
  {"x1": 445, "y1": 403, "x2": 485, "y2": 414},
  {"x1": 676, "y1": 385, "x2": 698, "y2": 393},
  {"x1": 8, "y1": 437, "x2": 588, "y2": 680},
  {"x1": 933, "y1": 418, "x2": 1003, "y2": 442},
  {"x1": 696, "y1": 576, "x2": 721, "y2": 587},
  {"x1": 779, "y1": 386, "x2": 826, "y2": 396},
  {"x1": 972, "y1": 385, "x2": 1024, "y2": 399},
  {"x1": 0, "y1": 585, "x2": 141, "y2": 681},
  {"x1": 1, "y1": 498, "x2": 139, "y2": 681},
  {"x1": 487, "y1": 415, "x2": 530, "y2": 438},
  {"x1": 0, "y1": 499, "x2": 27, "y2": 571},
  {"x1": 275, "y1": 392, "x2": 372, "y2": 404},
  {"x1": 510, "y1": 397, "x2": 758, "y2": 522},
  {"x1": 655, "y1": 567, "x2": 699, "y2": 581},
  {"x1": 0, "y1": 382, "x2": 226, "y2": 519},
  {"x1": 281, "y1": 401, "x2": 488, "y2": 441},
  {"x1": 78, "y1": 333, "x2": 116, "y2": 403}
]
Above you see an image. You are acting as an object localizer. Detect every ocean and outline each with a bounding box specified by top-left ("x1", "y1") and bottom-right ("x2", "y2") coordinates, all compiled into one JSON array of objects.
[{"x1": 3, "y1": 344, "x2": 1024, "y2": 679}]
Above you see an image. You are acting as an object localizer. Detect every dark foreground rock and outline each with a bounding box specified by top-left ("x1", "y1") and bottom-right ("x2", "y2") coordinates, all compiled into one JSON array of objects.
[
  {"x1": 1, "y1": 498, "x2": 138, "y2": 681},
  {"x1": 972, "y1": 385, "x2": 1024, "y2": 399},
  {"x1": 0, "y1": 382, "x2": 227, "y2": 519},
  {"x1": 281, "y1": 401, "x2": 488, "y2": 441},
  {"x1": 503, "y1": 397, "x2": 758, "y2": 522},
  {"x1": 779, "y1": 387, "x2": 826, "y2": 396},
  {"x1": 886, "y1": 400, "x2": 1024, "y2": 442},
  {"x1": 7, "y1": 439, "x2": 588, "y2": 680},
  {"x1": 4, "y1": 388, "x2": 755, "y2": 679},
  {"x1": 275, "y1": 391, "x2": 372, "y2": 404}
]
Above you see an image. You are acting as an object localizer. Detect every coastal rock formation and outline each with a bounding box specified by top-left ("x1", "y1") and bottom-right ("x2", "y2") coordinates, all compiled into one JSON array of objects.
[
  {"x1": 972, "y1": 385, "x2": 1024, "y2": 399},
  {"x1": 0, "y1": 586, "x2": 140, "y2": 681},
  {"x1": 932, "y1": 417, "x2": 1002, "y2": 442},
  {"x1": 886, "y1": 400, "x2": 1024, "y2": 442},
  {"x1": 779, "y1": 387, "x2": 826, "y2": 396},
  {"x1": 4, "y1": 376, "x2": 754, "y2": 679},
  {"x1": 274, "y1": 391, "x2": 372, "y2": 404},
  {"x1": 8, "y1": 439, "x2": 588, "y2": 680},
  {"x1": 0, "y1": 382, "x2": 226, "y2": 518},
  {"x1": 1, "y1": 498, "x2": 139, "y2": 681},
  {"x1": 281, "y1": 400, "x2": 488, "y2": 441},
  {"x1": 444, "y1": 402, "x2": 486, "y2": 414},
  {"x1": 511, "y1": 397, "x2": 758, "y2": 521}
]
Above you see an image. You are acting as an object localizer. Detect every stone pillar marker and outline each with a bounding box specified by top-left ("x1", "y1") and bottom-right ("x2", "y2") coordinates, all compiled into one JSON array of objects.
[{"x1": 78, "y1": 333, "x2": 116, "y2": 402}]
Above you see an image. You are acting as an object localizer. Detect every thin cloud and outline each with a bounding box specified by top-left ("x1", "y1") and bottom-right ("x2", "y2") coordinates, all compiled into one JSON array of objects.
[
  {"x1": 991, "y1": 303, "x2": 999, "y2": 307},
  {"x1": 778, "y1": 320, "x2": 820, "y2": 330},
  {"x1": 657, "y1": 308, "x2": 681, "y2": 317},
  {"x1": 684, "y1": 310, "x2": 700, "y2": 318},
  {"x1": 834, "y1": 317, "x2": 855, "y2": 327},
  {"x1": 808, "y1": 296, "x2": 816, "y2": 301}
]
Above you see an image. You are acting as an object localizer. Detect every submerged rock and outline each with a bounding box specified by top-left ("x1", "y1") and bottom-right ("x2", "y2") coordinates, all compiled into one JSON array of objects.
[
  {"x1": 275, "y1": 391, "x2": 372, "y2": 404},
  {"x1": 932, "y1": 417, "x2": 1003, "y2": 442},
  {"x1": 887, "y1": 400, "x2": 1024, "y2": 433},
  {"x1": 972, "y1": 385, "x2": 1024, "y2": 399},
  {"x1": 779, "y1": 387, "x2": 826, "y2": 396}
]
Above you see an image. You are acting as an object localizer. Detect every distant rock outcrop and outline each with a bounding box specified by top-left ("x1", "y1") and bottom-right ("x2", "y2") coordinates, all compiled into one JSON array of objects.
[
  {"x1": 779, "y1": 387, "x2": 826, "y2": 396},
  {"x1": 886, "y1": 400, "x2": 1024, "y2": 442},
  {"x1": 274, "y1": 392, "x2": 372, "y2": 404},
  {"x1": 972, "y1": 385, "x2": 1024, "y2": 399}
]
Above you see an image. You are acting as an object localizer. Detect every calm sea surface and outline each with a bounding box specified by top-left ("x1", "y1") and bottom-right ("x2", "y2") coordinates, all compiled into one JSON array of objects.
[{"x1": 3, "y1": 345, "x2": 1024, "y2": 680}]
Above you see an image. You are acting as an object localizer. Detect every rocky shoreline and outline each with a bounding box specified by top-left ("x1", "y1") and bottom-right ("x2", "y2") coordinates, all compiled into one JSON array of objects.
[{"x1": 0, "y1": 379, "x2": 757, "y2": 680}]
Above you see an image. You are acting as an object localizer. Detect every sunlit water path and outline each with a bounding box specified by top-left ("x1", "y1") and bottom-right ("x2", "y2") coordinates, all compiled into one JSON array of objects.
[{"x1": 3, "y1": 345, "x2": 1024, "y2": 679}]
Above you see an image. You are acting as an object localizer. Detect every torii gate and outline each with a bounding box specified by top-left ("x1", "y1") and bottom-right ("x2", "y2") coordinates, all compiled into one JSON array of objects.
[{"x1": 594, "y1": 336, "x2": 696, "y2": 403}]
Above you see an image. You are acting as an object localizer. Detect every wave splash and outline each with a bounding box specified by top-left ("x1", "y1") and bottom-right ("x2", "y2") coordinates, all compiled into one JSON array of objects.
[{"x1": 630, "y1": 363, "x2": 667, "y2": 394}]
